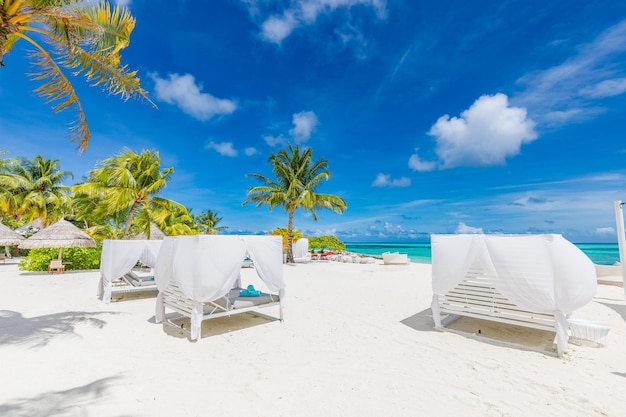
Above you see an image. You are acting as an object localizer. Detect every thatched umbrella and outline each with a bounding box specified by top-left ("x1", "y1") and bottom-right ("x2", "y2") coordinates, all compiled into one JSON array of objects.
[
  {"x1": 0, "y1": 222, "x2": 25, "y2": 247},
  {"x1": 131, "y1": 224, "x2": 165, "y2": 240},
  {"x1": 19, "y1": 218, "x2": 96, "y2": 260}
]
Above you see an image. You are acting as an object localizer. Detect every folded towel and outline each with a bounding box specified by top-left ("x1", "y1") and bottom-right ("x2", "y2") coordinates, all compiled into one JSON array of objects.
[{"x1": 239, "y1": 284, "x2": 261, "y2": 297}]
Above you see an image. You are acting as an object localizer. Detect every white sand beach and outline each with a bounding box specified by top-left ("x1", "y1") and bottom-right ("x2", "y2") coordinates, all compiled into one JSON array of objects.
[{"x1": 1, "y1": 259, "x2": 625, "y2": 417}]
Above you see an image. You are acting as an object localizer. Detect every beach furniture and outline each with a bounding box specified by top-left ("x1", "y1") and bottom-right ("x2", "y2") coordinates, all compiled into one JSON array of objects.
[
  {"x1": 382, "y1": 251, "x2": 409, "y2": 265},
  {"x1": 430, "y1": 234, "x2": 599, "y2": 357},
  {"x1": 154, "y1": 235, "x2": 286, "y2": 341},
  {"x1": 99, "y1": 239, "x2": 163, "y2": 303},
  {"x1": 0, "y1": 253, "x2": 5, "y2": 263},
  {"x1": 293, "y1": 238, "x2": 312, "y2": 262},
  {"x1": 48, "y1": 259, "x2": 65, "y2": 274}
]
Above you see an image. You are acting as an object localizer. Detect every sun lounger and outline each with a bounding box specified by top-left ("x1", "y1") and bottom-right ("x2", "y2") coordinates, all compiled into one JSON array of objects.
[
  {"x1": 382, "y1": 251, "x2": 409, "y2": 265},
  {"x1": 161, "y1": 280, "x2": 282, "y2": 341}
]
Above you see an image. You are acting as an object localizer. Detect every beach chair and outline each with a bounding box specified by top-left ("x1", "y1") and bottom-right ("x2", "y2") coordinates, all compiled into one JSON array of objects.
[
  {"x1": 0, "y1": 253, "x2": 6, "y2": 263},
  {"x1": 48, "y1": 259, "x2": 65, "y2": 274}
]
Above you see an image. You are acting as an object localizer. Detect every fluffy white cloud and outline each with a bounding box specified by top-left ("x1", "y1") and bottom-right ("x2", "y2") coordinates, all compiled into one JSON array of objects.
[
  {"x1": 408, "y1": 152, "x2": 436, "y2": 172},
  {"x1": 371, "y1": 173, "x2": 411, "y2": 187},
  {"x1": 426, "y1": 93, "x2": 537, "y2": 169},
  {"x1": 253, "y1": 0, "x2": 387, "y2": 44},
  {"x1": 289, "y1": 111, "x2": 319, "y2": 143},
  {"x1": 455, "y1": 222, "x2": 483, "y2": 234},
  {"x1": 206, "y1": 141, "x2": 237, "y2": 157},
  {"x1": 151, "y1": 73, "x2": 236, "y2": 121},
  {"x1": 261, "y1": 12, "x2": 297, "y2": 44}
]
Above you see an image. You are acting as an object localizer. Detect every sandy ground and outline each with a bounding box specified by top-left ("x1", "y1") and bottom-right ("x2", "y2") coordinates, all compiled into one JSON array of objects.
[{"x1": 0, "y1": 258, "x2": 625, "y2": 417}]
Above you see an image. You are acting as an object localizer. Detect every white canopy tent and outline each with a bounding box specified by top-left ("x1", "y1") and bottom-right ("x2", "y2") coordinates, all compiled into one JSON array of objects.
[
  {"x1": 99, "y1": 239, "x2": 163, "y2": 304},
  {"x1": 154, "y1": 235, "x2": 286, "y2": 341},
  {"x1": 431, "y1": 234, "x2": 597, "y2": 355},
  {"x1": 293, "y1": 238, "x2": 311, "y2": 261}
]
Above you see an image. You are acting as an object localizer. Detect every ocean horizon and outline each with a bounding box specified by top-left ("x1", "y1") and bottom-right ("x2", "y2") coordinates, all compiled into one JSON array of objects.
[{"x1": 346, "y1": 242, "x2": 620, "y2": 266}]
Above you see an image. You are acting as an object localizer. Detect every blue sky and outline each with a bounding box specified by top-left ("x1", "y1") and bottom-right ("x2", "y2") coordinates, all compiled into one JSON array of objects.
[{"x1": 2, "y1": 0, "x2": 626, "y2": 243}]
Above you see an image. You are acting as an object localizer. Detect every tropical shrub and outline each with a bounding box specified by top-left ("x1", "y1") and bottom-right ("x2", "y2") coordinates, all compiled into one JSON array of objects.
[
  {"x1": 308, "y1": 236, "x2": 345, "y2": 252},
  {"x1": 19, "y1": 245, "x2": 102, "y2": 272}
]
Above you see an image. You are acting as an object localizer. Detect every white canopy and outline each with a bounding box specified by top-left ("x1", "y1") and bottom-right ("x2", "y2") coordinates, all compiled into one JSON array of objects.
[
  {"x1": 293, "y1": 238, "x2": 309, "y2": 259},
  {"x1": 154, "y1": 235, "x2": 286, "y2": 340},
  {"x1": 99, "y1": 239, "x2": 163, "y2": 304},
  {"x1": 431, "y1": 234, "x2": 597, "y2": 352}
]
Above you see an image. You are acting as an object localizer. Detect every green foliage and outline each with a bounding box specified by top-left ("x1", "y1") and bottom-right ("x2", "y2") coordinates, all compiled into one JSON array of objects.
[
  {"x1": 270, "y1": 227, "x2": 303, "y2": 251},
  {"x1": 19, "y1": 245, "x2": 102, "y2": 272},
  {"x1": 308, "y1": 235, "x2": 345, "y2": 252}
]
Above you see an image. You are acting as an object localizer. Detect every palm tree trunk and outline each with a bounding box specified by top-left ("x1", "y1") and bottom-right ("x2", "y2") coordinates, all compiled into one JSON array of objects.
[
  {"x1": 122, "y1": 200, "x2": 141, "y2": 239},
  {"x1": 286, "y1": 207, "x2": 295, "y2": 263}
]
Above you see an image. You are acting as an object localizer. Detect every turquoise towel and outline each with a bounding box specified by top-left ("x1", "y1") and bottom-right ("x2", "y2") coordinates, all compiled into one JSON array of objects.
[{"x1": 240, "y1": 284, "x2": 261, "y2": 297}]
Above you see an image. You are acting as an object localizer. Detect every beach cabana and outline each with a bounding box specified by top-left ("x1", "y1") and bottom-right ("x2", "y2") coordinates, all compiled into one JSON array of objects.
[
  {"x1": 293, "y1": 238, "x2": 311, "y2": 262},
  {"x1": 430, "y1": 234, "x2": 597, "y2": 356},
  {"x1": 19, "y1": 218, "x2": 96, "y2": 260},
  {"x1": 154, "y1": 235, "x2": 285, "y2": 341},
  {"x1": 99, "y1": 239, "x2": 163, "y2": 304}
]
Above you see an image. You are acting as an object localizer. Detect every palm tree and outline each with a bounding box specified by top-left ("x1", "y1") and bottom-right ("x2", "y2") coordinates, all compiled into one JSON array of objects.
[
  {"x1": 72, "y1": 148, "x2": 173, "y2": 239},
  {"x1": 0, "y1": 155, "x2": 72, "y2": 225},
  {"x1": 193, "y1": 209, "x2": 227, "y2": 234},
  {"x1": 135, "y1": 198, "x2": 196, "y2": 237},
  {"x1": 0, "y1": 1, "x2": 154, "y2": 151},
  {"x1": 244, "y1": 143, "x2": 347, "y2": 263}
]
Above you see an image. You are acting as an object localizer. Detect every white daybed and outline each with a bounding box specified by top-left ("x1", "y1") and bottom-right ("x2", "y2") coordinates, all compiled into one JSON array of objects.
[
  {"x1": 154, "y1": 235, "x2": 286, "y2": 341},
  {"x1": 98, "y1": 239, "x2": 163, "y2": 304},
  {"x1": 430, "y1": 234, "x2": 597, "y2": 357}
]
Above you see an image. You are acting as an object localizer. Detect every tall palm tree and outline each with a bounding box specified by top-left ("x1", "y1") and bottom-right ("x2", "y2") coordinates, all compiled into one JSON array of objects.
[
  {"x1": 244, "y1": 143, "x2": 347, "y2": 263},
  {"x1": 193, "y1": 209, "x2": 227, "y2": 234},
  {"x1": 134, "y1": 198, "x2": 196, "y2": 237},
  {"x1": 0, "y1": 1, "x2": 154, "y2": 151},
  {"x1": 72, "y1": 148, "x2": 173, "y2": 239},
  {"x1": 0, "y1": 155, "x2": 72, "y2": 225}
]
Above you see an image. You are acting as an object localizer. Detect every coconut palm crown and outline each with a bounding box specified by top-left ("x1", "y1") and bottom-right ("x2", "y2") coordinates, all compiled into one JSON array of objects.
[
  {"x1": 72, "y1": 148, "x2": 174, "y2": 239},
  {"x1": 0, "y1": 0, "x2": 154, "y2": 151},
  {"x1": 244, "y1": 143, "x2": 347, "y2": 263}
]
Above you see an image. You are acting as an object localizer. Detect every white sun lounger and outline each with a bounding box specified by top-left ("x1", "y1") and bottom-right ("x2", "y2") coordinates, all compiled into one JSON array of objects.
[{"x1": 161, "y1": 280, "x2": 283, "y2": 341}]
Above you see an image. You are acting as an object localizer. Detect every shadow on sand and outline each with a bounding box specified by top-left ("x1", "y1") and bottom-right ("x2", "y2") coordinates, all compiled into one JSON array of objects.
[
  {"x1": 0, "y1": 376, "x2": 129, "y2": 417},
  {"x1": 400, "y1": 308, "x2": 436, "y2": 332},
  {"x1": 0, "y1": 310, "x2": 114, "y2": 348}
]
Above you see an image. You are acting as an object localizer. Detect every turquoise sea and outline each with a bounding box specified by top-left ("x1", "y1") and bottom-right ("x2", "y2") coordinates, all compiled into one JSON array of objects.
[{"x1": 346, "y1": 242, "x2": 620, "y2": 266}]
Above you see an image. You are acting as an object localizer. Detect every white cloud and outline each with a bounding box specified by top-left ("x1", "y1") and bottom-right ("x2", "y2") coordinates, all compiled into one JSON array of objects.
[
  {"x1": 261, "y1": 12, "x2": 297, "y2": 44},
  {"x1": 251, "y1": 0, "x2": 387, "y2": 44},
  {"x1": 371, "y1": 173, "x2": 411, "y2": 187},
  {"x1": 427, "y1": 93, "x2": 537, "y2": 169},
  {"x1": 595, "y1": 227, "x2": 615, "y2": 236},
  {"x1": 206, "y1": 141, "x2": 237, "y2": 157},
  {"x1": 150, "y1": 73, "x2": 237, "y2": 121},
  {"x1": 114, "y1": 0, "x2": 132, "y2": 7},
  {"x1": 289, "y1": 111, "x2": 319, "y2": 143},
  {"x1": 579, "y1": 78, "x2": 626, "y2": 99},
  {"x1": 455, "y1": 222, "x2": 483, "y2": 234},
  {"x1": 408, "y1": 151, "x2": 436, "y2": 172},
  {"x1": 244, "y1": 147, "x2": 258, "y2": 156},
  {"x1": 263, "y1": 134, "x2": 287, "y2": 146},
  {"x1": 514, "y1": 20, "x2": 626, "y2": 125}
]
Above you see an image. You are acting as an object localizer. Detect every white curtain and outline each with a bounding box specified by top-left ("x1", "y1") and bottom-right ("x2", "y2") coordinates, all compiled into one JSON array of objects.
[
  {"x1": 293, "y1": 238, "x2": 309, "y2": 258},
  {"x1": 99, "y1": 240, "x2": 162, "y2": 304}
]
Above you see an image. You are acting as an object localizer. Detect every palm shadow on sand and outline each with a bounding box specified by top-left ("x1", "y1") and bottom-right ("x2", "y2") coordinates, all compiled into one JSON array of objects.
[
  {"x1": 0, "y1": 310, "x2": 114, "y2": 348},
  {"x1": 0, "y1": 376, "x2": 130, "y2": 417}
]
